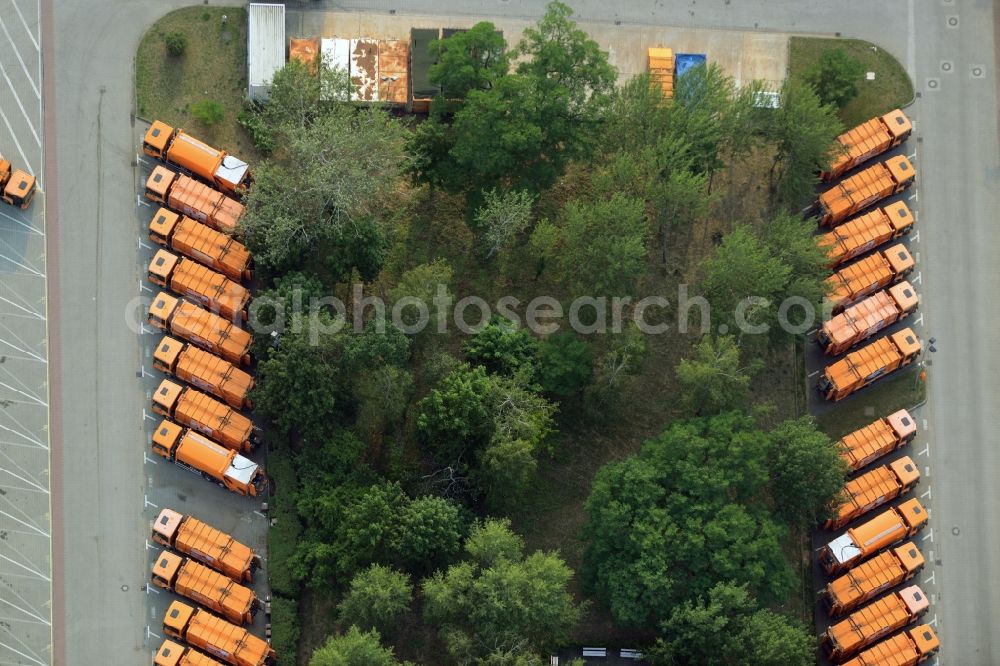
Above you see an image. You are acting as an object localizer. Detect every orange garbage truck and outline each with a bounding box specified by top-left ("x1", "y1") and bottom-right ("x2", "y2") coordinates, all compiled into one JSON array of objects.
[
  {"x1": 821, "y1": 542, "x2": 925, "y2": 617},
  {"x1": 822, "y1": 585, "x2": 929, "y2": 661},
  {"x1": 818, "y1": 155, "x2": 915, "y2": 227},
  {"x1": 149, "y1": 250, "x2": 250, "y2": 321},
  {"x1": 153, "y1": 336, "x2": 254, "y2": 410},
  {"x1": 150, "y1": 208, "x2": 252, "y2": 283},
  {"x1": 143, "y1": 120, "x2": 252, "y2": 195},
  {"x1": 825, "y1": 456, "x2": 920, "y2": 530},
  {"x1": 818, "y1": 328, "x2": 921, "y2": 402},
  {"x1": 818, "y1": 201, "x2": 914, "y2": 267},
  {"x1": 819, "y1": 498, "x2": 927, "y2": 575},
  {"x1": 151, "y1": 420, "x2": 267, "y2": 497},
  {"x1": 826, "y1": 244, "x2": 914, "y2": 313},
  {"x1": 155, "y1": 639, "x2": 226, "y2": 666},
  {"x1": 152, "y1": 508, "x2": 260, "y2": 583},
  {"x1": 837, "y1": 409, "x2": 917, "y2": 472},
  {"x1": 817, "y1": 282, "x2": 919, "y2": 356},
  {"x1": 152, "y1": 550, "x2": 258, "y2": 625},
  {"x1": 162, "y1": 601, "x2": 276, "y2": 666},
  {"x1": 146, "y1": 166, "x2": 244, "y2": 234},
  {"x1": 148, "y1": 292, "x2": 253, "y2": 367},
  {"x1": 821, "y1": 109, "x2": 912, "y2": 181},
  {"x1": 152, "y1": 379, "x2": 255, "y2": 453},
  {"x1": 840, "y1": 625, "x2": 939, "y2": 666},
  {"x1": 0, "y1": 156, "x2": 37, "y2": 209}
]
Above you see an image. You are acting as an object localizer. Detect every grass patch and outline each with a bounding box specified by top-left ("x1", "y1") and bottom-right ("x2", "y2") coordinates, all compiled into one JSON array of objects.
[
  {"x1": 816, "y1": 366, "x2": 926, "y2": 438},
  {"x1": 788, "y1": 37, "x2": 914, "y2": 127},
  {"x1": 135, "y1": 6, "x2": 259, "y2": 160}
]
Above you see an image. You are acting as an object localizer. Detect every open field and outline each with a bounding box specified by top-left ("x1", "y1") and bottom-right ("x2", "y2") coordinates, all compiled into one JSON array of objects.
[
  {"x1": 136, "y1": 6, "x2": 259, "y2": 160},
  {"x1": 788, "y1": 37, "x2": 915, "y2": 127}
]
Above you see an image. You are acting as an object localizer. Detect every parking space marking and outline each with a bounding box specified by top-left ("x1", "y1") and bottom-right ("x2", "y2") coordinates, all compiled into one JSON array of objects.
[
  {"x1": 922, "y1": 528, "x2": 934, "y2": 543},
  {"x1": 144, "y1": 495, "x2": 158, "y2": 509},
  {"x1": 142, "y1": 409, "x2": 156, "y2": 422},
  {"x1": 808, "y1": 370, "x2": 819, "y2": 378},
  {"x1": 0, "y1": 60, "x2": 40, "y2": 146},
  {"x1": 912, "y1": 271, "x2": 922, "y2": 284},
  {"x1": 10, "y1": 0, "x2": 39, "y2": 51},
  {"x1": 909, "y1": 191, "x2": 918, "y2": 203},
  {"x1": 912, "y1": 230, "x2": 919, "y2": 243},
  {"x1": 0, "y1": 16, "x2": 40, "y2": 98},
  {"x1": 923, "y1": 419, "x2": 928, "y2": 430},
  {"x1": 0, "y1": 208, "x2": 43, "y2": 236},
  {"x1": 915, "y1": 313, "x2": 924, "y2": 326},
  {"x1": 921, "y1": 487, "x2": 932, "y2": 499},
  {"x1": 919, "y1": 443, "x2": 930, "y2": 456}
]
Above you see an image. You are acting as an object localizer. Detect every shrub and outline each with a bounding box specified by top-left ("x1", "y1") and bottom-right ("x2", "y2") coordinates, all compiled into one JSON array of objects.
[
  {"x1": 270, "y1": 596, "x2": 301, "y2": 666},
  {"x1": 164, "y1": 31, "x2": 187, "y2": 57},
  {"x1": 190, "y1": 99, "x2": 225, "y2": 126}
]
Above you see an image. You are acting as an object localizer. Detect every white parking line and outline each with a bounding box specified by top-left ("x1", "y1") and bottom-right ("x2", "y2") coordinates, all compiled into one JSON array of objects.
[
  {"x1": 137, "y1": 194, "x2": 149, "y2": 207},
  {"x1": 922, "y1": 528, "x2": 934, "y2": 543},
  {"x1": 929, "y1": 613, "x2": 937, "y2": 628},
  {"x1": 253, "y1": 510, "x2": 266, "y2": 518},
  {"x1": 0, "y1": 16, "x2": 40, "y2": 98},
  {"x1": 10, "y1": 0, "x2": 39, "y2": 51},
  {"x1": 915, "y1": 251, "x2": 921, "y2": 263},
  {"x1": 921, "y1": 488, "x2": 932, "y2": 499},
  {"x1": 915, "y1": 313, "x2": 923, "y2": 326},
  {"x1": 0, "y1": 96, "x2": 33, "y2": 174},
  {"x1": 144, "y1": 495, "x2": 158, "y2": 509},
  {"x1": 924, "y1": 571, "x2": 936, "y2": 585},
  {"x1": 912, "y1": 272, "x2": 922, "y2": 284},
  {"x1": 909, "y1": 191, "x2": 918, "y2": 203},
  {"x1": 923, "y1": 419, "x2": 928, "y2": 431},
  {"x1": 146, "y1": 626, "x2": 160, "y2": 640},
  {"x1": 907, "y1": 152, "x2": 917, "y2": 160},
  {"x1": 925, "y1": 466, "x2": 930, "y2": 478},
  {"x1": 0, "y1": 207, "x2": 43, "y2": 236},
  {"x1": 912, "y1": 230, "x2": 920, "y2": 243},
  {"x1": 0, "y1": 59, "x2": 40, "y2": 145},
  {"x1": 808, "y1": 370, "x2": 819, "y2": 378},
  {"x1": 142, "y1": 409, "x2": 156, "y2": 422},
  {"x1": 919, "y1": 443, "x2": 930, "y2": 456},
  {"x1": 143, "y1": 452, "x2": 157, "y2": 465}
]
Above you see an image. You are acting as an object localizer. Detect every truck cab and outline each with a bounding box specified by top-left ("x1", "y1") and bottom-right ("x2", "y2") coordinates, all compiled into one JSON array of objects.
[
  {"x1": 149, "y1": 249, "x2": 181, "y2": 288},
  {"x1": 148, "y1": 292, "x2": 179, "y2": 331},
  {"x1": 149, "y1": 207, "x2": 182, "y2": 246},
  {"x1": 144, "y1": 120, "x2": 176, "y2": 159},
  {"x1": 0, "y1": 158, "x2": 36, "y2": 209}
]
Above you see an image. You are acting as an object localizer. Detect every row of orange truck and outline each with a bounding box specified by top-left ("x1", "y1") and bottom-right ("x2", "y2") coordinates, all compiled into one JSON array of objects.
[
  {"x1": 812, "y1": 408, "x2": 937, "y2": 663},
  {"x1": 139, "y1": 124, "x2": 275, "y2": 665}
]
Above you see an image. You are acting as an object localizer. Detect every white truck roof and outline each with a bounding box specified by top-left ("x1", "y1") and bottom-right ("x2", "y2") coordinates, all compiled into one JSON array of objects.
[{"x1": 247, "y1": 3, "x2": 285, "y2": 101}]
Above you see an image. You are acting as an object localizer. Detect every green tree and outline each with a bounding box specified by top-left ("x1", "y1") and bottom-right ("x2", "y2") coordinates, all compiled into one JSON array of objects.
[
  {"x1": 476, "y1": 189, "x2": 535, "y2": 259},
  {"x1": 417, "y1": 364, "x2": 496, "y2": 462},
  {"x1": 700, "y1": 226, "x2": 790, "y2": 344},
  {"x1": 429, "y1": 22, "x2": 509, "y2": 100},
  {"x1": 189, "y1": 99, "x2": 224, "y2": 126},
  {"x1": 309, "y1": 626, "x2": 409, "y2": 666},
  {"x1": 803, "y1": 48, "x2": 864, "y2": 109},
  {"x1": 338, "y1": 565, "x2": 413, "y2": 632},
  {"x1": 532, "y1": 194, "x2": 648, "y2": 297},
  {"x1": 675, "y1": 335, "x2": 762, "y2": 415},
  {"x1": 766, "y1": 77, "x2": 842, "y2": 206},
  {"x1": 254, "y1": 314, "x2": 348, "y2": 442},
  {"x1": 240, "y1": 106, "x2": 406, "y2": 275},
  {"x1": 164, "y1": 31, "x2": 187, "y2": 57},
  {"x1": 388, "y1": 259, "x2": 454, "y2": 335},
  {"x1": 583, "y1": 412, "x2": 795, "y2": 626},
  {"x1": 463, "y1": 317, "x2": 540, "y2": 377},
  {"x1": 464, "y1": 517, "x2": 524, "y2": 567},
  {"x1": 768, "y1": 417, "x2": 849, "y2": 529},
  {"x1": 759, "y1": 212, "x2": 831, "y2": 324},
  {"x1": 536, "y1": 333, "x2": 593, "y2": 396},
  {"x1": 590, "y1": 324, "x2": 647, "y2": 394},
  {"x1": 395, "y1": 495, "x2": 465, "y2": 573},
  {"x1": 423, "y1": 519, "x2": 583, "y2": 663},
  {"x1": 646, "y1": 582, "x2": 813, "y2": 666}
]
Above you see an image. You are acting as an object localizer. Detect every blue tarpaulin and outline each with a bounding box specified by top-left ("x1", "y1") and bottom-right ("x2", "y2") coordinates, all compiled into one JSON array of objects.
[{"x1": 675, "y1": 53, "x2": 707, "y2": 79}]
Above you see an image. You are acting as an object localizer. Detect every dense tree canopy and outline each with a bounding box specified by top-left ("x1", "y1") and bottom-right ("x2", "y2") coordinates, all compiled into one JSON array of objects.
[
  {"x1": 338, "y1": 564, "x2": 413, "y2": 632},
  {"x1": 309, "y1": 626, "x2": 410, "y2": 666},
  {"x1": 423, "y1": 519, "x2": 582, "y2": 663},
  {"x1": 675, "y1": 334, "x2": 762, "y2": 415},
  {"x1": 583, "y1": 411, "x2": 843, "y2": 627}
]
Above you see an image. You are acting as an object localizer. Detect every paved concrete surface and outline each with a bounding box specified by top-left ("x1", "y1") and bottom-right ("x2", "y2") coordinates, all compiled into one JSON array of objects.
[
  {"x1": 33, "y1": 0, "x2": 998, "y2": 664},
  {"x1": 288, "y1": 10, "x2": 788, "y2": 88},
  {"x1": 0, "y1": 0, "x2": 50, "y2": 663}
]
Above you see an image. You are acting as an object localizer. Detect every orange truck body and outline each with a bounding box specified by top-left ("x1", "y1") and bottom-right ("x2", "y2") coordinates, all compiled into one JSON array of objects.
[
  {"x1": 146, "y1": 166, "x2": 244, "y2": 234},
  {"x1": 818, "y1": 282, "x2": 919, "y2": 356},
  {"x1": 838, "y1": 409, "x2": 917, "y2": 472},
  {"x1": 840, "y1": 625, "x2": 939, "y2": 666},
  {"x1": 819, "y1": 499, "x2": 928, "y2": 575},
  {"x1": 156, "y1": 639, "x2": 226, "y2": 666},
  {"x1": 0, "y1": 156, "x2": 37, "y2": 209},
  {"x1": 152, "y1": 379, "x2": 255, "y2": 453},
  {"x1": 163, "y1": 601, "x2": 276, "y2": 666},
  {"x1": 152, "y1": 508, "x2": 260, "y2": 583},
  {"x1": 152, "y1": 549, "x2": 258, "y2": 625},
  {"x1": 149, "y1": 249, "x2": 250, "y2": 321},
  {"x1": 647, "y1": 47, "x2": 674, "y2": 99},
  {"x1": 143, "y1": 120, "x2": 252, "y2": 195},
  {"x1": 818, "y1": 155, "x2": 915, "y2": 227},
  {"x1": 823, "y1": 585, "x2": 929, "y2": 661},
  {"x1": 150, "y1": 208, "x2": 252, "y2": 283},
  {"x1": 151, "y1": 420, "x2": 267, "y2": 497},
  {"x1": 819, "y1": 328, "x2": 921, "y2": 402},
  {"x1": 821, "y1": 542, "x2": 925, "y2": 617},
  {"x1": 154, "y1": 336, "x2": 254, "y2": 410},
  {"x1": 826, "y1": 244, "x2": 914, "y2": 313},
  {"x1": 826, "y1": 456, "x2": 920, "y2": 531},
  {"x1": 821, "y1": 109, "x2": 912, "y2": 181},
  {"x1": 818, "y1": 201, "x2": 914, "y2": 267},
  {"x1": 149, "y1": 292, "x2": 253, "y2": 367}
]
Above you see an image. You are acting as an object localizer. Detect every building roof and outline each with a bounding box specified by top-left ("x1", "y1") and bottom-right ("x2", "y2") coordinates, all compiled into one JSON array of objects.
[{"x1": 248, "y1": 3, "x2": 286, "y2": 100}]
